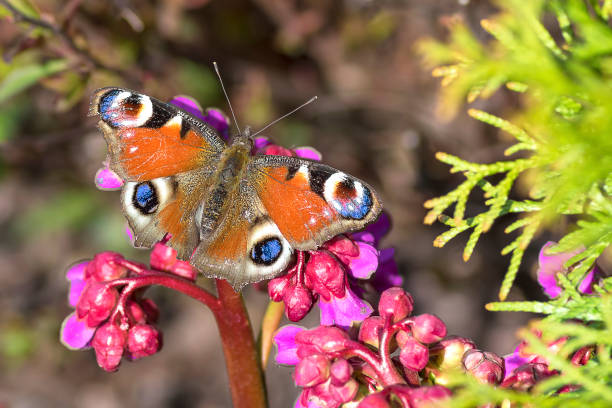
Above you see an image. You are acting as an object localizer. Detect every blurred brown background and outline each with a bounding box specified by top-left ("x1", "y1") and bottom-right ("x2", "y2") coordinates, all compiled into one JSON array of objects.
[{"x1": 0, "y1": 0, "x2": 545, "y2": 407}]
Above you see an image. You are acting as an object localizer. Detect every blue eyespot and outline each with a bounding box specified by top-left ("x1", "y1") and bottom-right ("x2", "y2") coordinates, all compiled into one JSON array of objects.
[
  {"x1": 99, "y1": 89, "x2": 122, "y2": 126},
  {"x1": 250, "y1": 238, "x2": 283, "y2": 265},
  {"x1": 133, "y1": 182, "x2": 158, "y2": 214},
  {"x1": 334, "y1": 188, "x2": 372, "y2": 220}
]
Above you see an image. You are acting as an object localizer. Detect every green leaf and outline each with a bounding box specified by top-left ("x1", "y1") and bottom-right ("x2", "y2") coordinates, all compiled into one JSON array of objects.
[{"x1": 0, "y1": 59, "x2": 69, "y2": 103}]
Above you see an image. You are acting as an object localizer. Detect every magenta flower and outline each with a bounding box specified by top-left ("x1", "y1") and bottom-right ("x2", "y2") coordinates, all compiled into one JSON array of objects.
[
  {"x1": 60, "y1": 246, "x2": 189, "y2": 370},
  {"x1": 537, "y1": 241, "x2": 603, "y2": 298},
  {"x1": 273, "y1": 287, "x2": 455, "y2": 407}
]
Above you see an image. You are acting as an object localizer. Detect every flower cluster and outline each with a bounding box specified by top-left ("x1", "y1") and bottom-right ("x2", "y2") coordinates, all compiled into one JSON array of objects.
[
  {"x1": 268, "y1": 214, "x2": 398, "y2": 326},
  {"x1": 274, "y1": 287, "x2": 507, "y2": 407},
  {"x1": 61, "y1": 242, "x2": 197, "y2": 371}
]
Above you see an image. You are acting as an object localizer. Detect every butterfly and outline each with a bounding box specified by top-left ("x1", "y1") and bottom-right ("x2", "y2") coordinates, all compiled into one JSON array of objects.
[{"x1": 90, "y1": 87, "x2": 382, "y2": 289}]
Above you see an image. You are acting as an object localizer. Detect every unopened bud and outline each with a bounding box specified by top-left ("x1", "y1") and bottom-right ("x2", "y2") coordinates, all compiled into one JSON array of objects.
[
  {"x1": 294, "y1": 354, "x2": 331, "y2": 387},
  {"x1": 358, "y1": 316, "x2": 384, "y2": 348},
  {"x1": 330, "y1": 358, "x2": 353, "y2": 385},
  {"x1": 399, "y1": 336, "x2": 429, "y2": 371},
  {"x1": 462, "y1": 349, "x2": 505, "y2": 385},
  {"x1": 410, "y1": 314, "x2": 447, "y2": 344},
  {"x1": 378, "y1": 287, "x2": 414, "y2": 323},
  {"x1": 91, "y1": 323, "x2": 127, "y2": 372},
  {"x1": 128, "y1": 324, "x2": 162, "y2": 360},
  {"x1": 86, "y1": 252, "x2": 127, "y2": 282}
]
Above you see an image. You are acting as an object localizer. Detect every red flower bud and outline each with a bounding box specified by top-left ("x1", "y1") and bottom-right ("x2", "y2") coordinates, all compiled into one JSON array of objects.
[
  {"x1": 76, "y1": 282, "x2": 118, "y2": 328},
  {"x1": 399, "y1": 336, "x2": 429, "y2": 371},
  {"x1": 571, "y1": 346, "x2": 593, "y2": 366},
  {"x1": 330, "y1": 358, "x2": 353, "y2": 385},
  {"x1": 261, "y1": 144, "x2": 294, "y2": 157},
  {"x1": 126, "y1": 300, "x2": 146, "y2": 324},
  {"x1": 284, "y1": 283, "x2": 314, "y2": 322},
  {"x1": 409, "y1": 314, "x2": 447, "y2": 344},
  {"x1": 296, "y1": 326, "x2": 350, "y2": 356},
  {"x1": 128, "y1": 324, "x2": 162, "y2": 360},
  {"x1": 358, "y1": 393, "x2": 391, "y2": 408},
  {"x1": 501, "y1": 362, "x2": 555, "y2": 390},
  {"x1": 169, "y1": 260, "x2": 198, "y2": 281},
  {"x1": 323, "y1": 236, "x2": 360, "y2": 264},
  {"x1": 86, "y1": 252, "x2": 127, "y2": 282},
  {"x1": 149, "y1": 243, "x2": 177, "y2": 271},
  {"x1": 305, "y1": 251, "x2": 346, "y2": 300},
  {"x1": 378, "y1": 287, "x2": 414, "y2": 323},
  {"x1": 294, "y1": 354, "x2": 331, "y2": 387},
  {"x1": 268, "y1": 275, "x2": 290, "y2": 302},
  {"x1": 462, "y1": 349, "x2": 505, "y2": 385},
  {"x1": 358, "y1": 316, "x2": 384, "y2": 349},
  {"x1": 91, "y1": 322, "x2": 127, "y2": 372}
]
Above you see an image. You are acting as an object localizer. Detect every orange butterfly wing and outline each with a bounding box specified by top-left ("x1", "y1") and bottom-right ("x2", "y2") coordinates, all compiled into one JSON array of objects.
[{"x1": 90, "y1": 87, "x2": 226, "y2": 181}]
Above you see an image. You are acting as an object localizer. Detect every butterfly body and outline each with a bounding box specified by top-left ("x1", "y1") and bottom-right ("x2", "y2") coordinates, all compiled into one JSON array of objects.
[{"x1": 90, "y1": 87, "x2": 382, "y2": 289}]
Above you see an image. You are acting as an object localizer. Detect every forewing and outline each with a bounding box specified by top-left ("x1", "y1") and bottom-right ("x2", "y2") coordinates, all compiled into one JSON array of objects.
[{"x1": 90, "y1": 87, "x2": 225, "y2": 182}]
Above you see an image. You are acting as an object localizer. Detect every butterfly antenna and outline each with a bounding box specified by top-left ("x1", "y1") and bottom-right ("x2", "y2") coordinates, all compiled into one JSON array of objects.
[
  {"x1": 251, "y1": 96, "x2": 318, "y2": 138},
  {"x1": 213, "y1": 61, "x2": 241, "y2": 135}
]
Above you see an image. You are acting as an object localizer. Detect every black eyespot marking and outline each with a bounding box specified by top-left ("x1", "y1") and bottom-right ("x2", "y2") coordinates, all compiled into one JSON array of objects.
[
  {"x1": 250, "y1": 237, "x2": 283, "y2": 265},
  {"x1": 143, "y1": 102, "x2": 174, "y2": 128},
  {"x1": 132, "y1": 182, "x2": 159, "y2": 214},
  {"x1": 309, "y1": 167, "x2": 332, "y2": 198},
  {"x1": 179, "y1": 119, "x2": 191, "y2": 139},
  {"x1": 286, "y1": 163, "x2": 300, "y2": 181}
]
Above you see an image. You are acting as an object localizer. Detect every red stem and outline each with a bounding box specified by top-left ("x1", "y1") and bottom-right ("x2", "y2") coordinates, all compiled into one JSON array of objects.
[
  {"x1": 214, "y1": 279, "x2": 267, "y2": 408},
  {"x1": 104, "y1": 267, "x2": 266, "y2": 407},
  {"x1": 378, "y1": 316, "x2": 406, "y2": 386}
]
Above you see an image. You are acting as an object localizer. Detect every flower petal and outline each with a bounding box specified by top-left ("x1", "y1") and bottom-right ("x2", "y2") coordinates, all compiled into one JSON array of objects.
[
  {"x1": 318, "y1": 288, "x2": 373, "y2": 328},
  {"x1": 347, "y1": 242, "x2": 378, "y2": 280},
  {"x1": 537, "y1": 241, "x2": 581, "y2": 298},
  {"x1": 503, "y1": 347, "x2": 530, "y2": 380},
  {"x1": 169, "y1": 95, "x2": 205, "y2": 120},
  {"x1": 94, "y1": 167, "x2": 124, "y2": 191},
  {"x1": 203, "y1": 108, "x2": 230, "y2": 140},
  {"x1": 274, "y1": 325, "x2": 306, "y2": 365},
  {"x1": 60, "y1": 312, "x2": 96, "y2": 350},
  {"x1": 294, "y1": 146, "x2": 322, "y2": 161},
  {"x1": 371, "y1": 248, "x2": 403, "y2": 291}
]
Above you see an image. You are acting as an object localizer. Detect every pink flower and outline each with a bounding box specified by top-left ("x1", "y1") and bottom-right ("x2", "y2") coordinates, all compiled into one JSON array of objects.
[{"x1": 537, "y1": 241, "x2": 603, "y2": 298}]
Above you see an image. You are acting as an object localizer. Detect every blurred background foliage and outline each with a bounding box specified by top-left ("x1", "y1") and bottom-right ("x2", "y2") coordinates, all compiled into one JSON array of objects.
[{"x1": 0, "y1": 0, "x2": 595, "y2": 407}]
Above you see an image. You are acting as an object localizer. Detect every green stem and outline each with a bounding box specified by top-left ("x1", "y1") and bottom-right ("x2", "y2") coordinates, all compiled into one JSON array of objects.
[{"x1": 214, "y1": 279, "x2": 268, "y2": 408}]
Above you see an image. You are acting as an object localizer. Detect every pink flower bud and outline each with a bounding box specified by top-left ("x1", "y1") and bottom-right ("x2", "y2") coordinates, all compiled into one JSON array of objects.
[
  {"x1": 430, "y1": 336, "x2": 476, "y2": 370},
  {"x1": 139, "y1": 298, "x2": 159, "y2": 323},
  {"x1": 150, "y1": 242, "x2": 177, "y2": 271},
  {"x1": 86, "y1": 252, "x2": 127, "y2": 282},
  {"x1": 378, "y1": 287, "x2": 414, "y2": 323},
  {"x1": 409, "y1": 314, "x2": 447, "y2": 344},
  {"x1": 501, "y1": 362, "x2": 555, "y2": 390},
  {"x1": 126, "y1": 301, "x2": 146, "y2": 324},
  {"x1": 91, "y1": 323, "x2": 127, "y2": 372},
  {"x1": 358, "y1": 393, "x2": 391, "y2": 408},
  {"x1": 571, "y1": 346, "x2": 593, "y2": 366},
  {"x1": 323, "y1": 236, "x2": 360, "y2": 264},
  {"x1": 284, "y1": 283, "x2": 314, "y2": 322},
  {"x1": 128, "y1": 324, "x2": 162, "y2": 360},
  {"x1": 399, "y1": 336, "x2": 429, "y2": 371},
  {"x1": 296, "y1": 326, "x2": 350, "y2": 356},
  {"x1": 170, "y1": 260, "x2": 198, "y2": 281},
  {"x1": 268, "y1": 276, "x2": 289, "y2": 302},
  {"x1": 305, "y1": 251, "x2": 346, "y2": 300},
  {"x1": 329, "y1": 378, "x2": 359, "y2": 404},
  {"x1": 294, "y1": 354, "x2": 331, "y2": 387},
  {"x1": 462, "y1": 349, "x2": 505, "y2": 385},
  {"x1": 358, "y1": 316, "x2": 384, "y2": 349},
  {"x1": 76, "y1": 282, "x2": 118, "y2": 328},
  {"x1": 406, "y1": 385, "x2": 452, "y2": 407},
  {"x1": 330, "y1": 358, "x2": 353, "y2": 385}
]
